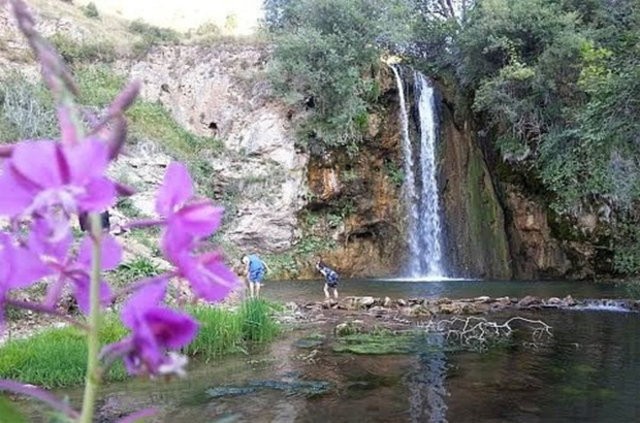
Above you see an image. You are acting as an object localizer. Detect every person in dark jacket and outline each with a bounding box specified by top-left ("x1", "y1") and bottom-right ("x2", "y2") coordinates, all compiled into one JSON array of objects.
[{"x1": 316, "y1": 259, "x2": 339, "y2": 299}]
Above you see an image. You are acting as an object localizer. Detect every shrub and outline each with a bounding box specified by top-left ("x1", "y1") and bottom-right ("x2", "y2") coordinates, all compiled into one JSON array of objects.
[
  {"x1": 0, "y1": 72, "x2": 57, "y2": 142},
  {"x1": 128, "y1": 20, "x2": 180, "y2": 45},
  {"x1": 81, "y1": 2, "x2": 100, "y2": 19},
  {"x1": 49, "y1": 33, "x2": 117, "y2": 64}
]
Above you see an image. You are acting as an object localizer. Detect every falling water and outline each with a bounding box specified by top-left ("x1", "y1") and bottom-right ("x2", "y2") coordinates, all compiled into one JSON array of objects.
[
  {"x1": 390, "y1": 65, "x2": 421, "y2": 275},
  {"x1": 391, "y1": 65, "x2": 445, "y2": 277}
]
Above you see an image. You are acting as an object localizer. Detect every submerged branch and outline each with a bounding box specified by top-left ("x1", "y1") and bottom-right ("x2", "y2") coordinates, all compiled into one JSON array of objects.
[{"x1": 429, "y1": 316, "x2": 553, "y2": 351}]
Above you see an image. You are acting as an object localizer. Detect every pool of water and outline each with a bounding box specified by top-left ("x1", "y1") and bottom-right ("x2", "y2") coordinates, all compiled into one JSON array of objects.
[
  {"x1": 17, "y1": 280, "x2": 640, "y2": 422},
  {"x1": 263, "y1": 278, "x2": 624, "y2": 303}
]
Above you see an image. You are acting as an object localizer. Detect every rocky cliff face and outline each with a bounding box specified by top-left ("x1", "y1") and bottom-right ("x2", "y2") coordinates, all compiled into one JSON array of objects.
[
  {"x1": 438, "y1": 105, "x2": 512, "y2": 279},
  {"x1": 119, "y1": 44, "x2": 308, "y2": 255}
]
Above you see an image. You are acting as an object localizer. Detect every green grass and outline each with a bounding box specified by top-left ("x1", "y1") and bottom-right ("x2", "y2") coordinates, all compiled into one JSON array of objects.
[
  {"x1": 110, "y1": 256, "x2": 162, "y2": 288},
  {"x1": 0, "y1": 300, "x2": 279, "y2": 387},
  {"x1": 186, "y1": 299, "x2": 279, "y2": 361},
  {"x1": 0, "y1": 317, "x2": 127, "y2": 388}
]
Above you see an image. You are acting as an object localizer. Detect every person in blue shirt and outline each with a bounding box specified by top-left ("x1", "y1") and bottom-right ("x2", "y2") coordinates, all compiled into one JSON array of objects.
[
  {"x1": 316, "y1": 259, "x2": 339, "y2": 299},
  {"x1": 241, "y1": 254, "x2": 270, "y2": 298}
]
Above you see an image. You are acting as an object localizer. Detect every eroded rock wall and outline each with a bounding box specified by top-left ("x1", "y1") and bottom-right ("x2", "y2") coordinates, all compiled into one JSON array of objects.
[
  {"x1": 438, "y1": 106, "x2": 512, "y2": 279},
  {"x1": 119, "y1": 44, "x2": 308, "y2": 255}
]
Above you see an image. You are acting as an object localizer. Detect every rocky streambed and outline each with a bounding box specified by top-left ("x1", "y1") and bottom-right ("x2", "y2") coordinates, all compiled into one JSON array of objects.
[{"x1": 291, "y1": 294, "x2": 640, "y2": 318}]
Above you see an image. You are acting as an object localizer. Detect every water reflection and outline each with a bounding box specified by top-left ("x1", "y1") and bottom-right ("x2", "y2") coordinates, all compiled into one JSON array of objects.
[{"x1": 406, "y1": 333, "x2": 448, "y2": 423}]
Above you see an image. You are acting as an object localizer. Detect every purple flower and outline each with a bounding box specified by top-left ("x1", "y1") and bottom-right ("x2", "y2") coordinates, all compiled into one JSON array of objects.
[
  {"x1": 0, "y1": 139, "x2": 116, "y2": 218},
  {"x1": 156, "y1": 162, "x2": 223, "y2": 239},
  {"x1": 28, "y1": 219, "x2": 120, "y2": 313},
  {"x1": 110, "y1": 280, "x2": 198, "y2": 375},
  {"x1": 164, "y1": 237, "x2": 238, "y2": 302},
  {"x1": 0, "y1": 232, "x2": 49, "y2": 328},
  {"x1": 155, "y1": 162, "x2": 237, "y2": 302}
]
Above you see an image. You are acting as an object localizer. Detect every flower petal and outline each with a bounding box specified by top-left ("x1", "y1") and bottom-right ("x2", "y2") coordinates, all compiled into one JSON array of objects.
[
  {"x1": 170, "y1": 202, "x2": 223, "y2": 238},
  {"x1": 78, "y1": 234, "x2": 122, "y2": 270},
  {"x1": 183, "y1": 256, "x2": 238, "y2": 302},
  {"x1": 63, "y1": 139, "x2": 109, "y2": 184},
  {"x1": 144, "y1": 308, "x2": 198, "y2": 349},
  {"x1": 11, "y1": 141, "x2": 62, "y2": 188},
  {"x1": 156, "y1": 162, "x2": 194, "y2": 217},
  {"x1": 121, "y1": 279, "x2": 168, "y2": 329},
  {"x1": 73, "y1": 275, "x2": 112, "y2": 314},
  {"x1": 76, "y1": 176, "x2": 116, "y2": 212},
  {"x1": 0, "y1": 163, "x2": 35, "y2": 216}
]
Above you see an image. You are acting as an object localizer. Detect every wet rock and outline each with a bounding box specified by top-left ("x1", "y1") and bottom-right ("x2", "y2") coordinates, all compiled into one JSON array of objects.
[
  {"x1": 474, "y1": 296, "x2": 492, "y2": 303},
  {"x1": 383, "y1": 296, "x2": 392, "y2": 307},
  {"x1": 439, "y1": 302, "x2": 463, "y2": 314},
  {"x1": 518, "y1": 295, "x2": 541, "y2": 308},
  {"x1": 545, "y1": 297, "x2": 564, "y2": 307},
  {"x1": 396, "y1": 299, "x2": 407, "y2": 307},
  {"x1": 563, "y1": 295, "x2": 576, "y2": 306},
  {"x1": 358, "y1": 296, "x2": 376, "y2": 308}
]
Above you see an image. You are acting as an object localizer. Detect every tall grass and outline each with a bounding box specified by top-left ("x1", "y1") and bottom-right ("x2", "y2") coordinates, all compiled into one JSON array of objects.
[
  {"x1": 0, "y1": 318, "x2": 127, "y2": 389},
  {"x1": 0, "y1": 300, "x2": 279, "y2": 387},
  {"x1": 185, "y1": 299, "x2": 279, "y2": 361}
]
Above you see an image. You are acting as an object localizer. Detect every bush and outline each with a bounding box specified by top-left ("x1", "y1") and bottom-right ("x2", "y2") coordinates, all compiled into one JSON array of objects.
[
  {"x1": 111, "y1": 257, "x2": 162, "y2": 287},
  {"x1": 128, "y1": 19, "x2": 180, "y2": 45},
  {"x1": 266, "y1": 0, "x2": 412, "y2": 154},
  {"x1": 49, "y1": 33, "x2": 117, "y2": 64},
  {"x1": 0, "y1": 72, "x2": 57, "y2": 142},
  {"x1": 82, "y1": 2, "x2": 100, "y2": 19}
]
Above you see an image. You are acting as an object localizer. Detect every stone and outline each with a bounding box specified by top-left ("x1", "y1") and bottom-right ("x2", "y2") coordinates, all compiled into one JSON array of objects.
[
  {"x1": 383, "y1": 296, "x2": 392, "y2": 307},
  {"x1": 518, "y1": 295, "x2": 541, "y2": 308},
  {"x1": 357, "y1": 296, "x2": 376, "y2": 308}
]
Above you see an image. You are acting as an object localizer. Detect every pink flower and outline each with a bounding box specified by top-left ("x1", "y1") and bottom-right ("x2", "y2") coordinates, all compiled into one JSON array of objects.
[
  {"x1": 164, "y1": 234, "x2": 238, "y2": 302},
  {"x1": 109, "y1": 280, "x2": 198, "y2": 375},
  {"x1": 0, "y1": 139, "x2": 116, "y2": 218},
  {"x1": 0, "y1": 232, "x2": 49, "y2": 327},
  {"x1": 28, "y1": 219, "x2": 120, "y2": 313},
  {"x1": 155, "y1": 162, "x2": 238, "y2": 302},
  {"x1": 156, "y1": 162, "x2": 223, "y2": 239}
]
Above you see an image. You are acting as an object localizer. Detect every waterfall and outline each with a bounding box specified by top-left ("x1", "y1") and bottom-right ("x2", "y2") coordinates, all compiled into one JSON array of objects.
[{"x1": 391, "y1": 65, "x2": 445, "y2": 278}]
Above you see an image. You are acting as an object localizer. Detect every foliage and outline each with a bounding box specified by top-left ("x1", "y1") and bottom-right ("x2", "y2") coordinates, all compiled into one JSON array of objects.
[
  {"x1": 128, "y1": 19, "x2": 180, "y2": 45},
  {"x1": 49, "y1": 33, "x2": 117, "y2": 64},
  {"x1": 0, "y1": 318, "x2": 127, "y2": 388},
  {"x1": 0, "y1": 301, "x2": 279, "y2": 387},
  {"x1": 265, "y1": 0, "x2": 413, "y2": 153},
  {"x1": 111, "y1": 257, "x2": 162, "y2": 287},
  {"x1": 0, "y1": 73, "x2": 57, "y2": 142},
  {"x1": 184, "y1": 300, "x2": 279, "y2": 361},
  {"x1": 81, "y1": 2, "x2": 100, "y2": 19}
]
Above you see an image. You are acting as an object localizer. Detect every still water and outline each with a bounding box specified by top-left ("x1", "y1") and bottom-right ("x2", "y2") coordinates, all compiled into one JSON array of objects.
[{"x1": 24, "y1": 280, "x2": 640, "y2": 422}]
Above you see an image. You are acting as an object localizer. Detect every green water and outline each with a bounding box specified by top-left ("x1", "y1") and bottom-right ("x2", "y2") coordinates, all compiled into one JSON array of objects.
[{"x1": 13, "y1": 280, "x2": 640, "y2": 422}]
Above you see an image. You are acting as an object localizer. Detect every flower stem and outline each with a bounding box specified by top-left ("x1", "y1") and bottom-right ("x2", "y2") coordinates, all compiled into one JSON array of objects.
[{"x1": 78, "y1": 213, "x2": 103, "y2": 423}]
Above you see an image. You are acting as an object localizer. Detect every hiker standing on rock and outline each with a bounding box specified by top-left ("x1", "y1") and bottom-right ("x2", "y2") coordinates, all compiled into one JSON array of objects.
[
  {"x1": 316, "y1": 258, "x2": 339, "y2": 299},
  {"x1": 242, "y1": 254, "x2": 269, "y2": 299}
]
